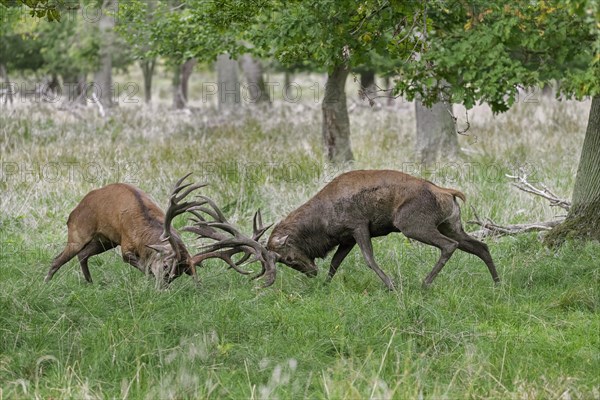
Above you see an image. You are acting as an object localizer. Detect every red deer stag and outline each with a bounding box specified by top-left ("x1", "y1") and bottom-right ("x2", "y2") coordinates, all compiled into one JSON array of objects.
[
  {"x1": 45, "y1": 174, "x2": 271, "y2": 285},
  {"x1": 194, "y1": 170, "x2": 500, "y2": 290}
]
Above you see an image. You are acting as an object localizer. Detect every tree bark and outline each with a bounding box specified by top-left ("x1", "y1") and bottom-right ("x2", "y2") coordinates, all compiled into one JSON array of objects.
[
  {"x1": 415, "y1": 99, "x2": 460, "y2": 166},
  {"x1": 322, "y1": 65, "x2": 354, "y2": 163},
  {"x1": 93, "y1": 0, "x2": 115, "y2": 108},
  {"x1": 0, "y1": 63, "x2": 13, "y2": 105},
  {"x1": 172, "y1": 58, "x2": 196, "y2": 109},
  {"x1": 240, "y1": 54, "x2": 269, "y2": 104},
  {"x1": 180, "y1": 58, "x2": 196, "y2": 102},
  {"x1": 47, "y1": 73, "x2": 60, "y2": 95},
  {"x1": 546, "y1": 96, "x2": 600, "y2": 245},
  {"x1": 62, "y1": 73, "x2": 87, "y2": 105},
  {"x1": 359, "y1": 70, "x2": 376, "y2": 102},
  {"x1": 384, "y1": 75, "x2": 395, "y2": 105},
  {"x1": 284, "y1": 70, "x2": 299, "y2": 99},
  {"x1": 140, "y1": 59, "x2": 156, "y2": 104},
  {"x1": 217, "y1": 53, "x2": 240, "y2": 111}
]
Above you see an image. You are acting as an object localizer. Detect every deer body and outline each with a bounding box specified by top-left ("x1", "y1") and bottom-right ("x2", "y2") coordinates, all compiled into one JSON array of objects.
[
  {"x1": 266, "y1": 170, "x2": 499, "y2": 289},
  {"x1": 46, "y1": 182, "x2": 197, "y2": 284}
]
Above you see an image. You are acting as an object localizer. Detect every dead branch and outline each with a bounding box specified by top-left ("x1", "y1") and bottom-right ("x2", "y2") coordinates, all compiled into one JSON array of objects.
[
  {"x1": 506, "y1": 169, "x2": 571, "y2": 211},
  {"x1": 467, "y1": 205, "x2": 562, "y2": 238},
  {"x1": 468, "y1": 218, "x2": 562, "y2": 239},
  {"x1": 466, "y1": 170, "x2": 571, "y2": 238}
]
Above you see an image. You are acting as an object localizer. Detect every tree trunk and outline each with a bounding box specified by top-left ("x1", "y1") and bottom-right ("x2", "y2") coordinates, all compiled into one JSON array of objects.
[
  {"x1": 546, "y1": 96, "x2": 600, "y2": 245},
  {"x1": 322, "y1": 65, "x2": 354, "y2": 163},
  {"x1": 415, "y1": 99, "x2": 459, "y2": 166},
  {"x1": 180, "y1": 58, "x2": 196, "y2": 102},
  {"x1": 93, "y1": 0, "x2": 115, "y2": 108},
  {"x1": 172, "y1": 66, "x2": 183, "y2": 109},
  {"x1": 284, "y1": 70, "x2": 293, "y2": 98},
  {"x1": 140, "y1": 59, "x2": 156, "y2": 104},
  {"x1": 47, "y1": 73, "x2": 60, "y2": 95},
  {"x1": 359, "y1": 70, "x2": 376, "y2": 102},
  {"x1": 216, "y1": 53, "x2": 240, "y2": 111},
  {"x1": 172, "y1": 58, "x2": 196, "y2": 109},
  {"x1": 0, "y1": 63, "x2": 13, "y2": 105},
  {"x1": 62, "y1": 73, "x2": 87, "y2": 105},
  {"x1": 240, "y1": 54, "x2": 269, "y2": 104}
]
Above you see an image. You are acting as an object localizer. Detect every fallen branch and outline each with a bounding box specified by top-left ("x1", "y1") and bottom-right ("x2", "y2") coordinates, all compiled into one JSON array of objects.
[
  {"x1": 506, "y1": 169, "x2": 571, "y2": 211},
  {"x1": 467, "y1": 205, "x2": 563, "y2": 238},
  {"x1": 468, "y1": 219, "x2": 562, "y2": 238},
  {"x1": 466, "y1": 169, "x2": 571, "y2": 238}
]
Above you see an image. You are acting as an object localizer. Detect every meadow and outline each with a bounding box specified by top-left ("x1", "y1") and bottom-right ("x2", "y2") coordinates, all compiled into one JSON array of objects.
[{"x1": 0, "y1": 73, "x2": 598, "y2": 399}]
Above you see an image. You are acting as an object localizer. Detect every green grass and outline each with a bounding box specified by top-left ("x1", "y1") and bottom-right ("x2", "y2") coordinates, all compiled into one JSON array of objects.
[{"x1": 0, "y1": 88, "x2": 598, "y2": 399}]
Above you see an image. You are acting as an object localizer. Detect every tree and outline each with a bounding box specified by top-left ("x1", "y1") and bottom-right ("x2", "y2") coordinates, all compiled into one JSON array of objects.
[
  {"x1": 358, "y1": 69, "x2": 377, "y2": 101},
  {"x1": 116, "y1": 0, "x2": 158, "y2": 103},
  {"x1": 240, "y1": 53, "x2": 270, "y2": 105},
  {"x1": 414, "y1": 99, "x2": 459, "y2": 166},
  {"x1": 546, "y1": 97, "x2": 600, "y2": 244},
  {"x1": 391, "y1": 0, "x2": 599, "y2": 242},
  {"x1": 322, "y1": 65, "x2": 353, "y2": 161},
  {"x1": 233, "y1": 1, "x2": 426, "y2": 163},
  {"x1": 216, "y1": 53, "x2": 240, "y2": 111},
  {"x1": 172, "y1": 58, "x2": 196, "y2": 109},
  {"x1": 0, "y1": 4, "x2": 44, "y2": 104},
  {"x1": 92, "y1": 0, "x2": 115, "y2": 108}
]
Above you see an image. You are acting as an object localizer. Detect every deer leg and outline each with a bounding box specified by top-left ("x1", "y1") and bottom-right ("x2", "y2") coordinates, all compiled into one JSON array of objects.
[
  {"x1": 45, "y1": 242, "x2": 87, "y2": 282},
  {"x1": 77, "y1": 240, "x2": 117, "y2": 283},
  {"x1": 394, "y1": 215, "x2": 459, "y2": 287},
  {"x1": 353, "y1": 227, "x2": 395, "y2": 290},
  {"x1": 439, "y1": 223, "x2": 500, "y2": 284},
  {"x1": 327, "y1": 242, "x2": 355, "y2": 281}
]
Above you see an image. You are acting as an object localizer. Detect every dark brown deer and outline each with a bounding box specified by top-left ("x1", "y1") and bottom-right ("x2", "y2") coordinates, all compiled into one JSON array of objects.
[
  {"x1": 45, "y1": 174, "x2": 270, "y2": 285},
  {"x1": 194, "y1": 169, "x2": 499, "y2": 290}
]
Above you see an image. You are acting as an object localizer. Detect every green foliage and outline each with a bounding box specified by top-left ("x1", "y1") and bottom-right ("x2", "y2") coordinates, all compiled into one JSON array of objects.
[
  {"x1": 0, "y1": 0, "x2": 61, "y2": 21},
  {"x1": 35, "y1": 14, "x2": 100, "y2": 78},
  {"x1": 114, "y1": 0, "x2": 155, "y2": 62},
  {"x1": 242, "y1": 0, "x2": 424, "y2": 71},
  {"x1": 0, "y1": 4, "x2": 45, "y2": 72},
  {"x1": 392, "y1": 0, "x2": 600, "y2": 112},
  {"x1": 1, "y1": 1, "x2": 132, "y2": 79},
  {"x1": 116, "y1": 0, "x2": 242, "y2": 65}
]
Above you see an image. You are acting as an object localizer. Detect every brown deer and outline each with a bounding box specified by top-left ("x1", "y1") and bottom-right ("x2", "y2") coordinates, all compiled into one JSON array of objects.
[
  {"x1": 45, "y1": 174, "x2": 270, "y2": 285},
  {"x1": 194, "y1": 169, "x2": 500, "y2": 290}
]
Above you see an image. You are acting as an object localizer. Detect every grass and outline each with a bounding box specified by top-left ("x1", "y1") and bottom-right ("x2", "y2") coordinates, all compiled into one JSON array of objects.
[{"x1": 0, "y1": 77, "x2": 598, "y2": 399}]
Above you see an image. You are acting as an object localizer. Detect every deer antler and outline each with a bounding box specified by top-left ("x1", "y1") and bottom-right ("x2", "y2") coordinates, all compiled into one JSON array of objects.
[
  {"x1": 187, "y1": 196, "x2": 277, "y2": 287},
  {"x1": 162, "y1": 173, "x2": 206, "y2": 277}
]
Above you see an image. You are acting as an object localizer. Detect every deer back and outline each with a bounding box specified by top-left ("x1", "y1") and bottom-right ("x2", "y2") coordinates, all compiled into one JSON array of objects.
[{"x1": 67, "y1": 183, "x2": 166, "y2": 255}]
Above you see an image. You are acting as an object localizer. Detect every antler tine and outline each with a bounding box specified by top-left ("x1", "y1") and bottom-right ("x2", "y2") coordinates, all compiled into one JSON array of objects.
[
  {"x1": 172, "y1": 182, "x2": 207, "y2": 205},
  {"x1": 181, "y1": 225, "x2": 228, "y2": 242},
  {"x1": 252, "y1": 209, "x2": 274, "y2": 241},
  {"x1": 162, "y1": 174, "x2": 206, "y2": 246},
  {"x1": 186, "y1": 193, "x2": 278, "y2": 286},
  {"x1": 197, "y1": 195, "x2": 228, "y2": 222},
  {"x1": 192, "y1": 249, "x2": 253, "y2": 275},
  {"x1": 253, "y1": 210, "x2": 262, "y2": 233}
]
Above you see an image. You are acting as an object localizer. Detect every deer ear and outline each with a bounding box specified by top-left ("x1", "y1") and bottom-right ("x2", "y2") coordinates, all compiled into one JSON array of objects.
[
  {"x1": 271, "y1": 235, "x2": 289, "y2": 248},
  {"x1": 146, "y1": 244, "x2": 172, "y2": 254}
]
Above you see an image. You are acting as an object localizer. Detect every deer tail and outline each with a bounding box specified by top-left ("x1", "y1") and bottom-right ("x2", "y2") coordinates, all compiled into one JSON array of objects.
[{"x1": 445, "y1": 189, "x2": 466, "y2": 203}]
